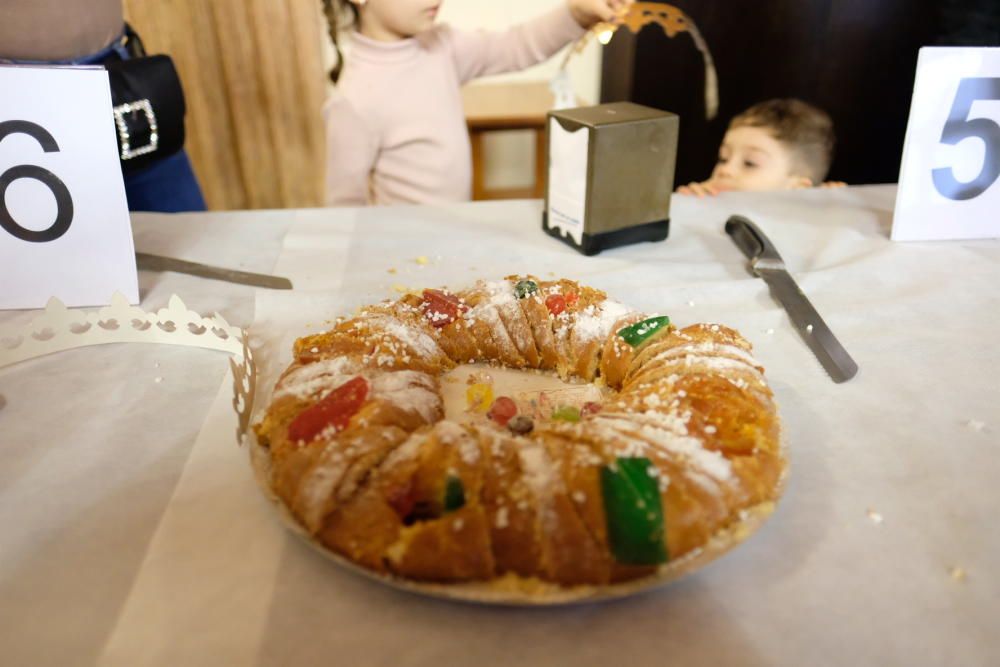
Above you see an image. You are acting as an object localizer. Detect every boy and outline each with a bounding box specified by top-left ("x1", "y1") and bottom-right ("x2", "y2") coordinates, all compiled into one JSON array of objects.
[{"x1": 677, "y1": 98, "x2": 842, "y2": 197}]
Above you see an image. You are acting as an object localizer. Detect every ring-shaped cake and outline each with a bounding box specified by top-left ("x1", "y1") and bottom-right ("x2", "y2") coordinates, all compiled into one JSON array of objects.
[{"x1": 252, "y1": 276, "x2": 786, "y2": 600}]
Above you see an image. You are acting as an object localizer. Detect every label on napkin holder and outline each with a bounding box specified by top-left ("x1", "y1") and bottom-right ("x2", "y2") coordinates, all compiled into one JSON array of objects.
[{"x1": 542, "y1": 102, "x2": 678, "y2": 256}]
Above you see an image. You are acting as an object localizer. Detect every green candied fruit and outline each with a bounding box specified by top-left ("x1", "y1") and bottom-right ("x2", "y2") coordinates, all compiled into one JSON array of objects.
[
  {"x1": 551, "y1": 405, "x2": 581, "y2": 422},
  {"x1": 514, "y1": 279, "x2": 539, "y2": 299},
  {"x1": 616, "y1": 315, "x2": 670, "y2": 348},
  {"x1": 601, "y1": 457, "x2": 668, "y2": 565},
  {"x1": 443, "y1": 475, "x2": 465, "y2": 512}
]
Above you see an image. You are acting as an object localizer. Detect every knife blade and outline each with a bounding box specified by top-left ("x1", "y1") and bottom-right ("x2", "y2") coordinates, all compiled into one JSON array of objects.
[
  {"x1": 136, "y1": 252, "x2": 293, "y2": 290},
  {"x1": 724, "y1": 215, "x2": 858, "y2": 383}
]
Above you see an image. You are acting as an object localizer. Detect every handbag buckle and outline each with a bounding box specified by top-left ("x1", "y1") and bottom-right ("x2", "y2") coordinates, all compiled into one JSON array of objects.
[{"x1": 113, "y1": 99, "x2": 159, "y2": 160}]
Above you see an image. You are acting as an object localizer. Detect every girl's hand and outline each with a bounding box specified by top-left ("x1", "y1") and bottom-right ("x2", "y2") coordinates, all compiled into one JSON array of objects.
[
  {"x1": 676, "y1": 181, "x2": 721, "y2": 198},
  {"x1": 568, "y1": 0, "x2": 633, "y2": 29}
]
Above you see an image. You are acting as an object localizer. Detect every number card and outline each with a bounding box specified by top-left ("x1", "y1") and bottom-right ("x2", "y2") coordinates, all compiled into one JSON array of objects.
[
  {"x1": 893, "y1": 47, "x2": 1000, "y2": 241},
  {"x1": 0, "y1": 65, "x2": 138, "y2": 309}
]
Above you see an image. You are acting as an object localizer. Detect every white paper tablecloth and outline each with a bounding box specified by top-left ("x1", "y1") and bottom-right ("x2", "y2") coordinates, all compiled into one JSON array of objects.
[{"x1": 2, "y1": 188, "x2": 998, "y2": 666}]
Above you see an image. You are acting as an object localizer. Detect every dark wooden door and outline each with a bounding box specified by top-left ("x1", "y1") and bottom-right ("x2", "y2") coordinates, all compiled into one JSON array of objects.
[{"x1": 601, "y1": 0, "x2": 944, "y2": 186}]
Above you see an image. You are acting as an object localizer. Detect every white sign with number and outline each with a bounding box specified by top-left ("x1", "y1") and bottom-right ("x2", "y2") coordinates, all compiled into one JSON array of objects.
[
  {"x1": 0, "y1": 65, "x2": 138, "y2": 309},
  {"x1": 893, "y1": 47, "x2": 1000, "y2": 242}
]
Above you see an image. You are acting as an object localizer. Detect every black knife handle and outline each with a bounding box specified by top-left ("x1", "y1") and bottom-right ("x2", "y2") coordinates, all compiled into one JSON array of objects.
[{"x1": 724, "y1": 215, "x2": 784, "y2": 264}]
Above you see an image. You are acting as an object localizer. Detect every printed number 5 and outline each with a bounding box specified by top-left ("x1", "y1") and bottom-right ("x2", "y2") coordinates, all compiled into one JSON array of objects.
[
  {"x1": 0, "y1": 120, "x2": 74, "y2": 242},
  {"x1": 932, "y1": 77, "x2": 1000, "y2": 201}
]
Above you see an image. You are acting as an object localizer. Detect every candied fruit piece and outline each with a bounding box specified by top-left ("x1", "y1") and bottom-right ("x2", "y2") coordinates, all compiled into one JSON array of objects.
[
  {"x1": 617, "y1": 316, "x2": 670, "y2": 348},
  {"x1": 287, "y1": 376, "x2": 369, "y2": 443},
  {"x1": 551, "y1": 405, "x2": 581, "y2": 423},
  {"x1": 507, "y1": 415, "x2": 534, "y2": 434},
  {"x1": 601, "y1": 457, "x2": 667, "y2": 565},
  {"x1": 487, "y1": 396, "x2": 518, "y2": 426},
  {"x1": 422, "y1": 288, "x2": 466, "y2": 328},
  {"x1": 466, "y1": 382, "x2": 494, "y2": 413},
  {"x1": 545, "y1": 294, "x2": 567, "y2": 315},
  {"x1": 514, "y1": 279, "x2": 538, "y2": 299}
]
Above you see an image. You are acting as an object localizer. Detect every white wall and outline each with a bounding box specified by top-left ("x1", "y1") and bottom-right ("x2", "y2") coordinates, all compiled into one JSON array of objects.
[
  {"x1": 439, "y1": 0, "x2": 603, "y2": 190},
  {"x1": 438, "y1": 0, "x2": 602, "y2": 104}
]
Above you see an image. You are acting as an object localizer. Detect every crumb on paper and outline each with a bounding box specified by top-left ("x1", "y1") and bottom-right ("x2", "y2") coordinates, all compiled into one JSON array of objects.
[
  {"x1": 154, "y1": 377, "x2": 163, "y2": 384},
  {"x1": 966, "y1": 419, "x2": 986, "y2": 432},
  {"x1": 765, "y1": 328, "x2": 775, "y2": 335},
  {"x1": 415, "y1": 256, "x2": 429, "y2": 265},
  {"x1": 866, "y1": 508, "x2": 883, "y2": 524},
  {"x1": 154, "y1": 361, "x2": 160, "y2": 368},
  {"x1": 387, "y1": 268, "x2": 397, "y2": 274},
  {"x1": 391, "y1": 284, "x2": 410, "y2": 294},
  {"x1": 949, "y1": 566, "x2": 967, "y2": 582},
  {"x1": 687, "y1": 300, "x2": 695, "y2": 307}
]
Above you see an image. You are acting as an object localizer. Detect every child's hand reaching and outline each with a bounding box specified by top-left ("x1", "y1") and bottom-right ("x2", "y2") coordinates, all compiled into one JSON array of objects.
[
  {"x1": 568, "y1": 0, "x2": 634, "y2": 29},
  {"x1": 676, "y1": 180, "x2": 724, "y2": 198}
]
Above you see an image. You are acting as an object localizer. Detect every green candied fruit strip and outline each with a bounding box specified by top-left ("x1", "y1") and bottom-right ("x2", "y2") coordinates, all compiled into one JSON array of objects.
[
  {"x1": 443, "y1": 475, "x2": 465, "y2": 512},
  {"x1": 551, "y1": 405, "x2": 581, "y2": 422},
  {"x1": 616, "y1": 315, "x2": 670, "y2": 348},
  {"x1": 601, "y1": 457, "x2": 668, "y2": 565},
  {"x1": 514, "y1": 279, "x2": 539, "y2": 299}
]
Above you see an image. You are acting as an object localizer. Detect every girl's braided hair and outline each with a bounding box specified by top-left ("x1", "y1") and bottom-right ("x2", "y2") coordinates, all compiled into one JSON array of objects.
[{"x1": 321, "y1": 0, "x2": 359, "y2": 83}]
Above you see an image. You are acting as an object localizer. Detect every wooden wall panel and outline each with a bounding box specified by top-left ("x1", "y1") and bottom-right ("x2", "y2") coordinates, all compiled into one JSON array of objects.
[{"x1": 123, "y1": 0, "x2": 327, "y2": 210}]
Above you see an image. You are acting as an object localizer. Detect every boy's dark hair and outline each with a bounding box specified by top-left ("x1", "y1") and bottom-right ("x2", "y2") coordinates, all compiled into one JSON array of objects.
[{"x1": 731, "y1": 99, "x2": 835, "y2": 184}]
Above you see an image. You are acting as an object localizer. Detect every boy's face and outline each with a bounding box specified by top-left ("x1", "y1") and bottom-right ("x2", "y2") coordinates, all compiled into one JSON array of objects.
[
  {"x1": 709, "y1": 125, "x2": 811, "y2": 192},
  {"x1": 357, "y1": 0, "x2": 441, "y2": 40}
]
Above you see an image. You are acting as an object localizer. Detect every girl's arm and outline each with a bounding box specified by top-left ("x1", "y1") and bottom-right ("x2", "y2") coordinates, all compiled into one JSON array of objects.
[
  {"x1": 324, "y1": 95, "x2": 379, "y2": 206},
  {"x1": 444, "y1": 5, "x2": 586, "y2": 84}
]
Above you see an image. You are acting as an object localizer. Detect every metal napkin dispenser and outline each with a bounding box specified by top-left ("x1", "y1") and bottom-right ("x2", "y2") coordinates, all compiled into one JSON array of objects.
[{"x1": 542, "y1": 102, "x2": 678, "y2": 255}]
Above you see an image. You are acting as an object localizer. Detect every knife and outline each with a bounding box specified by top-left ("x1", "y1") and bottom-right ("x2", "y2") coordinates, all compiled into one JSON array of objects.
[
  {"x1": 724, "y1": 215, "x2": 858, "y2": 383},
  {"x1": 136, "y1": 252, "x2": 293, "y2": 290}
]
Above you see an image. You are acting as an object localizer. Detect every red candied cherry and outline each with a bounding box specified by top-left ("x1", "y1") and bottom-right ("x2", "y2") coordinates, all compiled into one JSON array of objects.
[
  {"x1": 487, "y1": 396, "x2": 518, "y2": 426},
  {"x1": 545, "y1": 294, "x2": 567, "y2": 316},
  {"x1": 287, "y1": 376, "x2": 369, "y2": 443},
  {"x1": 581, "y1": 401, "x2": 602, "y2": 416},
  {"x1": 421, "y1": 288, "x2": 466, "y2": 328}
]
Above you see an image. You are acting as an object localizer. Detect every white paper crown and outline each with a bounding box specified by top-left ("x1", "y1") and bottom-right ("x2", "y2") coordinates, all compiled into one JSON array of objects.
[{"x1": 0, "y1": 293, "x2": 256, "y2": 441}]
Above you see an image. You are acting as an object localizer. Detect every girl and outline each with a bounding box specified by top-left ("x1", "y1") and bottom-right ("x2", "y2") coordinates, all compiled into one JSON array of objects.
[{"x1": 321, "y1": 0, "x2": 631, "y2": 206}]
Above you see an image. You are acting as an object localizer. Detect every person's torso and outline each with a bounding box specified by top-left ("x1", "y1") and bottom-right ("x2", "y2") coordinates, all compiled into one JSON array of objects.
[
  {"x1": 0, "y1": 0, "x2": 123, "y2": 61},
  {"x1": 339, "y1": 28, "x2": 471, "y2": 205}
]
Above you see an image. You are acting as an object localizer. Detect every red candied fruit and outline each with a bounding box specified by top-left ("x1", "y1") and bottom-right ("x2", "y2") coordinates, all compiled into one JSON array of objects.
[
  {"x1": 487, "y1": 396, "x2": 518, "y2": 426},
  {"x1": 287, "y1": 376, "x2": 369, "y2": 444},
  {"x1": 422, "y1": 288, "x2": 466, "y2": 328},
  {"x1": 545, "y1": 294, "x2": 567, "y2": 316},
  {"x1": 582, "y1": 401, "x2": 602, "y2": 416}
]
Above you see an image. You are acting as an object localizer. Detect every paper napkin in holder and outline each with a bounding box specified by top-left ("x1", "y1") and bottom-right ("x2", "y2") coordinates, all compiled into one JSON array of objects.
[{"x1": 542, "y1": 102, "x2": 678, "y2": 256}]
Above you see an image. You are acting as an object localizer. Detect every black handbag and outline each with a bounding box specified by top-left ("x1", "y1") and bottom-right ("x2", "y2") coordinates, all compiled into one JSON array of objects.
[{"x1": 104, "y1": 29, "x2": 187, "y2": 173}]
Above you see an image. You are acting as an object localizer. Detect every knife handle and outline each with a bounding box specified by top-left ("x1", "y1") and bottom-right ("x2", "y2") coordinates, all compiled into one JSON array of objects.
[{"x1": 725, "y1": 215, "x2": 785, "y2": 266}]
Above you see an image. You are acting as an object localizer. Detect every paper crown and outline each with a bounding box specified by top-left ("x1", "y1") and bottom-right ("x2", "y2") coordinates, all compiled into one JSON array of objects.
[{"x1": 0, "y1": 293, "x2": 256, "y2": 442}]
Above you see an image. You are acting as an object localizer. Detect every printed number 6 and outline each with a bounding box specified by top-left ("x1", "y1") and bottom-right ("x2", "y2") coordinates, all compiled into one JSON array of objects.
[
  {"x1": 932, "y1": 77, "x2": 1000, "y2": 201},
  {"x1": 0, "y1": 120, "x2": 74, "y2": 242}
]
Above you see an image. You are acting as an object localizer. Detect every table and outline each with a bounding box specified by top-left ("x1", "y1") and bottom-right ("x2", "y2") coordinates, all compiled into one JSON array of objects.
[
  {"x1": 1, "y1": 187, "x2": 998, "y2": 666},
  {"x1": 462, "y1": 81, "x2": 554, "y2": 201}
]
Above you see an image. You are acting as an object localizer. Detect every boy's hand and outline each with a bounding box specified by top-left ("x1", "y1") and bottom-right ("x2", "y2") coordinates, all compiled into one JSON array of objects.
[
  {"x1": 676, "y1": 181, "x2": 722, "y2": 198},
  {"x1": 568, "y1": 0, "x2": 633, "y2": 29}
]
